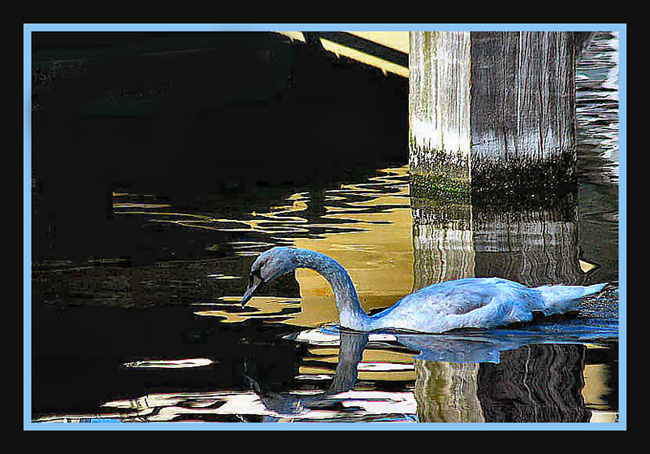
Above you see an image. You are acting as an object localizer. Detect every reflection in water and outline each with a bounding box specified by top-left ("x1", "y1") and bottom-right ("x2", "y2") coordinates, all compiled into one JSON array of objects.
[
  {"x1": 411, "y1": 198, "x2": 474, "y2": 287},
  {"x1": 122, "y1": 358, "x2": 215, "y2": 369},
  {"x1": 33, "y1": 158, "x2": 619, "y2": 424},
  {"x1": 37, "y1": 327, "x2": 614, "y2": 423},
  {"x1": 412, "y1": 192, "x2": 585, "y2": 290},
  {"x1": 576, "y1": 31, "x2": 619, "y2": 179},
  {"x1": 477, "y1": 344, "x2": 591, "y2": 422},
  {"x1": 473, "y1": 195, "x2": 583, "y2": 286},
  {"x1": 415, "y1": 361, "x2": 484, "y2": 422},
  {"x1": 33, "y1": 159, "x2": 619, "y2": 424}
]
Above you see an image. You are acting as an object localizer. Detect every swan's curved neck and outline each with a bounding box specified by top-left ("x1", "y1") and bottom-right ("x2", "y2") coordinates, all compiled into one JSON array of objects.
[{"x1": 292, "y1": 249, "x2": 371, "y2": 330}]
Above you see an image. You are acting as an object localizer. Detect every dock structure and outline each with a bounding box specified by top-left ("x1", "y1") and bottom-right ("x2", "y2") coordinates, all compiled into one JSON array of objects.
[
  {"x1": 284, "y1": 30, "x2": 594, "y2": 195},
  {"x1": 31, "y1": 31, "x2": 411, "y2": 262},
  {"x1": 276, "y1": 31, "x2": 409, "y2": 78},
  {"x1": 30, "y1": 30, "x2": 599, "y2": 263},
  {"x1": 409, "y1": 31, "x2": 593, "y2": 196}
]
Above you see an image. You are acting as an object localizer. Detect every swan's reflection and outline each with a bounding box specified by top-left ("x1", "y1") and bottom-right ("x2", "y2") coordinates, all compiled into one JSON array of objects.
[
  {"x1": 244, "y1": 331, "x2": 371, "y2": 420},
  {"x1": 396, "y1": 316, "x2": 618, "y2": 363},
  {"x1": 257, "y1": 319, "x2": 618, "y2": 422},
  {"x1": 55, "y1": 319, "x2": 615, "y2": 423},
  {"x1": 292, "y1": 315, "x2": 617, "y2": 364}
]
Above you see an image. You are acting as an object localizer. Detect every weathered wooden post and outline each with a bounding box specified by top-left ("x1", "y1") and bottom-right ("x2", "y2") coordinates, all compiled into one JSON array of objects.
[
  {"x1": 409, "y1": 31, "x2": 592, "y2": 290},
  {"x1": 409, "y1": 31, "x2": 587, "y2": 195},
  {"x1": 409, "y1": 32, "x2": 471, "y2": 196}
]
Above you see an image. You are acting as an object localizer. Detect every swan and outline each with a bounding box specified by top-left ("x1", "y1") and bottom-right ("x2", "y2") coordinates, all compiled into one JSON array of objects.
[{"x1": 240, "y1": 247, "x2": 607, "y2": 334}]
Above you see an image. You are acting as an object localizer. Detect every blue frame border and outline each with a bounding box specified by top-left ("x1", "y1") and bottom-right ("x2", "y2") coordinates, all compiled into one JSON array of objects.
[{"x1": 23, "y1": 23, "x2": 627, "y2": 431}]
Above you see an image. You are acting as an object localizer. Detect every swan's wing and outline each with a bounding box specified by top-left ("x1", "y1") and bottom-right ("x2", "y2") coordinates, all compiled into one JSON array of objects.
[
  {"x1": 402, "y1": 278, "x2": 529, "y2": 313},
  {"x1": 373, "y1": 278, "x2": 541, "y2": 332}
]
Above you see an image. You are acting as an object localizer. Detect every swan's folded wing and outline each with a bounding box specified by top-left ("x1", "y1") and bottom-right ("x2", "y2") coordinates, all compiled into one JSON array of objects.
[{"x1": 373, "y1": 278, "x2": 541, "y2": 332}]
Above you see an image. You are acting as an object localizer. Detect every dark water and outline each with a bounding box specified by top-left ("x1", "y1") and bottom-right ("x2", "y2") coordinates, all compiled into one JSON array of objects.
[{"x1": 30, "y1": 32, "x2": 620, "y2": 425}]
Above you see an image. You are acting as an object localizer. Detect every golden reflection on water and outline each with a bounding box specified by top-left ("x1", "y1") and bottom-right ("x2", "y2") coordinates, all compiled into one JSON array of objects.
[
  {"x1": 414, "y1": 360, "x2": 484, "y2": 423},
  {"x1": 102, "y1": 165, "x2": 618, "y2": 424},
  {"x1": 292, "y1": 167, "x2": 414, "y2": 327},
  {"x1": 146, "y1": 165, "x2": 417, "y2": 327}
]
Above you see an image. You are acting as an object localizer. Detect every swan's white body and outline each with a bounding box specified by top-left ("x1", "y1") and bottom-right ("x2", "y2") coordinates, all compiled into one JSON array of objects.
[{"x1": 241, "y1": 247, "x2": 606, "y2": 334}]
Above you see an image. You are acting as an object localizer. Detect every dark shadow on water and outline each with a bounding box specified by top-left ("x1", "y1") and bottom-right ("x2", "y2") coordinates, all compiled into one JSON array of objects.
[{"x1": 32, "y1": 32, "x2": 409, "y2": 264}]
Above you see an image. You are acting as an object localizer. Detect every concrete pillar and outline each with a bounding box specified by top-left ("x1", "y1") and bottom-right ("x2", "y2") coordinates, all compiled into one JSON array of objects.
[{"x1": 409, "y1": 31, "x2": 585, "y2": 195}]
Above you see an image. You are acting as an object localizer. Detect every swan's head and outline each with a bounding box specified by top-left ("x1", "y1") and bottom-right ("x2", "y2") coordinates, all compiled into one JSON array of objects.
[{"x1": 241, "y1": 247, "x2": 297, "y2": 306}]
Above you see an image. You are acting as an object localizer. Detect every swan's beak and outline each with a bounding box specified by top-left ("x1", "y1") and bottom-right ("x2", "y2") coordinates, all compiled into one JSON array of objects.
[{"x1": 241, "y1": 273, "x2": 264, "y2": 307}]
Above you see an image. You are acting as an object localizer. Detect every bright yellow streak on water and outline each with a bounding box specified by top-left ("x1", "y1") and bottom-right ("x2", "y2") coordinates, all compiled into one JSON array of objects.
[
  {"x1": 194, "y1": 166, "x2": 414, "y2": 327},
  {"x1": 291, "y1": 191, "x2": 414, "y2": 327}
]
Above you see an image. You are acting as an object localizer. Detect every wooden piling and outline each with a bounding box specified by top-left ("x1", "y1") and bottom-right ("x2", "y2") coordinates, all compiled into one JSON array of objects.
[
  {"x1": 409, "y1": 32, "x2": 471, "y2": 196},
  {"x1": 409, "y1": 31, "x2": 586, "y2": 195}
]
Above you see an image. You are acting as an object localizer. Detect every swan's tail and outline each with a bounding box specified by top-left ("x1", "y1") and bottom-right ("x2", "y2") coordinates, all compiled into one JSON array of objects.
[{"x1": 536, "y1": 282, "x2": 607, "y2": 315}]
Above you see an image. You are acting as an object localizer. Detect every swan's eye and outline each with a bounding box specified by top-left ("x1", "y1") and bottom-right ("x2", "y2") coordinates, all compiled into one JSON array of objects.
[{"x1": 250, "y1": 268, "x2": 264, "y2": 286}]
